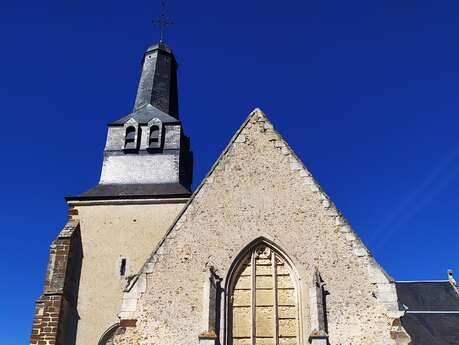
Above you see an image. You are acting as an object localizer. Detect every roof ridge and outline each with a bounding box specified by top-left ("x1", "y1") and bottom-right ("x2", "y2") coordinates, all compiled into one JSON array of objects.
[
  {"x1": 396, "y1": 280, "x2": 449, "y2": 283},
  {"x1": 406, "y1": 310, "x2": 459, "y2": 314}
]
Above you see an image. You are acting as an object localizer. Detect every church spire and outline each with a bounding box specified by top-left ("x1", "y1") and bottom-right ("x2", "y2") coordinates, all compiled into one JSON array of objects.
[
  {"x1": 133, "y1": 0, "x2": 177, "y2": 116},
  {"x1": 133, "y1": 42, "x2": 179, "y2": 118},
  {"x1": 73, "y1": 39, "x2": 193, "y2": 199}
]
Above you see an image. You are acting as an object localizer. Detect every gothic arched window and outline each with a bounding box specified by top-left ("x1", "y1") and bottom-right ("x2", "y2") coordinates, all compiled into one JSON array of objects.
[
  {"x1": 124, "y1": 126, "x2": 137, "y2": 149},
  {"x1": 228, "y1": 243, "x2": 300, "y2": 345}
]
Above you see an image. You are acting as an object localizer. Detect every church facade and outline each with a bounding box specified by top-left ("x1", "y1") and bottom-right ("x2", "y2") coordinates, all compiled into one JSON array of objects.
[{"x1": 30, "y1": 40, "x2": 459, "y2": 345}]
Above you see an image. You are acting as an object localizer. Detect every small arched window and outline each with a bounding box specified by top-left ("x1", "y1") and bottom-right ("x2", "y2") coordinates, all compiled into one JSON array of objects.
[
  {"x1": 149, "y1": 125, "x2": 161, "y2": 148},
  {"x1": 228, "y1": 242, "x2": 300, "y2": 345},
  {"x1": 124, "y1": 126, "x2": 137, "y2": 149},
  {"x1": 98, "y1": 323, "x2": 119, "y2": 345}
]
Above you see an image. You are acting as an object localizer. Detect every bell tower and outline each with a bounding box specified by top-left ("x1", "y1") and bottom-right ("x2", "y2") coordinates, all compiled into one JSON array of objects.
[
  {"x1": 90, "y1": 42, "x2": 192, "y2": 196},
  {"x1": 30, "y1": 40, "x2": 194, "y2": 345}
]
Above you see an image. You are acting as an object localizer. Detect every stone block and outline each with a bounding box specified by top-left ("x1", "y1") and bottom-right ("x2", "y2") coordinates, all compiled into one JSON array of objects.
[{"x1": 235, "y1": 135, "x2": 246, "y2": 143}]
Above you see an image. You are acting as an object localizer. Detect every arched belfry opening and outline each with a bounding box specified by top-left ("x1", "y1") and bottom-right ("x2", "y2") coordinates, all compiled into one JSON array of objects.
[
  {"x1": 226, "y1": 239, "x2": 301, "y2": 345},
  {"x1": 124, "y1": 126, "x2": 137, "y2": 150},
  {"x1": 149, "y1": 125, "x2": 161, "y2": 146}
]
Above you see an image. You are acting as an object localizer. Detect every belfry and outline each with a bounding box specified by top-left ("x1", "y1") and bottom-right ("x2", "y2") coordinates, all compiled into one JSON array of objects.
[
  {"x1": 30, "y1": 37, "x2": 459, "y2": 345},
  {"x1": 93, "y1": 42, "x2": 192, "y2": 194}
]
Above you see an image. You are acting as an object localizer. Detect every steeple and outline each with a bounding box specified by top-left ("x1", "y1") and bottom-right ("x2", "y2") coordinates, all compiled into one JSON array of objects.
[
  {"x1": 134, "y1": 42, "x2": 179, "y2": 118},
  {"x1": 73, "y1": 42, "x2": 193, "y2": 199}
]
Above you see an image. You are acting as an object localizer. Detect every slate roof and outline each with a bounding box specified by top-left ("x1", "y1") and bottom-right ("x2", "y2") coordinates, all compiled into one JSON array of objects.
[
  {"x1": 109, "y1": 104, "x2": 180, "y2": 126},
  {"x1": 396, "y1": 281, "x2": 459, "y2": 345},
  {"x1": 397, "y1": 281, "x2": 459, "y2": 311},
  {"x1": 66, "y1": 183, "x2": 191, "y2": 200},
  {"x1": 401, "y1": 313, "x2": 459, "y2": 345}
]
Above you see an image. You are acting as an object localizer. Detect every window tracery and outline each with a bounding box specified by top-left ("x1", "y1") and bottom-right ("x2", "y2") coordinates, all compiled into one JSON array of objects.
[{"x1": 229, "y1": 244, "x2": 299, "y2": 345}]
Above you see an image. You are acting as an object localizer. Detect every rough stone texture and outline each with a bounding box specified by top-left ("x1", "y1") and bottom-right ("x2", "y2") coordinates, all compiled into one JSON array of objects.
[
  {"x1": 113, "y1": 109, "x2": 410, "y2": 345},
  {"x1": 72, "y1": 200, "x2": 187, "y2": 345},
  {"x1": 30, "y1": 220, "x2": 82, "y2": 345}
]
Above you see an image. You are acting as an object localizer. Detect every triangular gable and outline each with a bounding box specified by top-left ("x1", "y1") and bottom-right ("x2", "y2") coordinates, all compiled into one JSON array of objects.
[{"x1": 117, "y1": 108, "x2": 406, "y2": 344}]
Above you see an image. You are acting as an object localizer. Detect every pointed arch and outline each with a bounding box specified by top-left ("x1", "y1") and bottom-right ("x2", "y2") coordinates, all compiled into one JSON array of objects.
[{"x1": 225, "y1": 238, "x2": 302, "y2": 345}]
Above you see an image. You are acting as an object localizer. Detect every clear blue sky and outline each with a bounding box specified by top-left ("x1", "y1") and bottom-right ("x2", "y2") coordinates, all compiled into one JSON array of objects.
[{"x1": 1, "y1": 1, "x2": 459, "y2": 343}]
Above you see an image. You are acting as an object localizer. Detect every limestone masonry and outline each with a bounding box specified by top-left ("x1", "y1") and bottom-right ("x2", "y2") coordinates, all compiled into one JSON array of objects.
[{"x1": 30, "y1": 40, "x2": 459, "y2": 345}]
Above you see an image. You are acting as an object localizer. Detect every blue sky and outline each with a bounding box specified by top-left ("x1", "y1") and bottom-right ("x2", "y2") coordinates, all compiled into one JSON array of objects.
[{"x1": 1, "y1": 1, "x2": 459, "y2": 343}]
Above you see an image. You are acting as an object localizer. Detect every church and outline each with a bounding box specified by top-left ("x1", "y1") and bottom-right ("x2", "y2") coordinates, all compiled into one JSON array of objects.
[{"x1": 30, "y1": 38, "x2": 459, "y2": 345}]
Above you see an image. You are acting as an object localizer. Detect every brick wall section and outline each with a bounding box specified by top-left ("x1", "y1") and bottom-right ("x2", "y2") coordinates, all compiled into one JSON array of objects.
[
  {"x1": 31, "y1": 295, "x2": 63, "y2": 345},
  {"x1": 67, "y1": 205, "x2": 79, "y2": 221},
  {"x1": 30, "y1": 220, "x2": 82, "y2": 345}
]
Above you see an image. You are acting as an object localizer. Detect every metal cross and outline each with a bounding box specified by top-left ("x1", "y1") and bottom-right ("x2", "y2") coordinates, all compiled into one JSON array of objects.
[{"x1": 153, "y1": 0, "x2": 173, "y2": 43}]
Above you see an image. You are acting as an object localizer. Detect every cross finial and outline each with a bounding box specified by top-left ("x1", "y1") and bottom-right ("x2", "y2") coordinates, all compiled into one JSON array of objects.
[{"x1": 153, "y1": 0, "x2": 173, "y2": 43}]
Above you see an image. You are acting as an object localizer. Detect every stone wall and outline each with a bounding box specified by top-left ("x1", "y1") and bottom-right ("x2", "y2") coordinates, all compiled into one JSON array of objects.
[{"x1": 113, "y1": 109, "x2": 410, "y2": 345}]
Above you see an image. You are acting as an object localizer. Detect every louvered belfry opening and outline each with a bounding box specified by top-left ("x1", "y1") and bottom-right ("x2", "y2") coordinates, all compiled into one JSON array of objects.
[
  {"x1": 124, "y1": 126, "x2": 137, "y2": 149},
  {"x1": 230, "y1": 244, "x2": 299, "y2": 345},
  {"x1": 149, "y1": 125, "x2": 160, "y2": 144}
]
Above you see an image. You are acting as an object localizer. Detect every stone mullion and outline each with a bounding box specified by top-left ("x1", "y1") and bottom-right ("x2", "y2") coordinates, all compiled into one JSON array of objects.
[
  {"x1": 251, "y1": 251, "x2": 256, "y2": 345},
  {"x1": 272, "y1": 252, "x2": 279, "y2": 345}
]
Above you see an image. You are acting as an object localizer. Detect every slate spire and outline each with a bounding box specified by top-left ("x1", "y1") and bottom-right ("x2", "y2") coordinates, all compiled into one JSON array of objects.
[
  {"x1": 70, "y1": 40, "x2": 193, "y2": 199},
  {"x1": 133, "y1": 42, "x2": 179, "y2": 119}
]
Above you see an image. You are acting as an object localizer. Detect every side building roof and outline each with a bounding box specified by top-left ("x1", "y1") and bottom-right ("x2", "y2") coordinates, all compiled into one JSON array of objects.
[{"x1": 396, "y1": 280, "x2": 459, "y2": 345}]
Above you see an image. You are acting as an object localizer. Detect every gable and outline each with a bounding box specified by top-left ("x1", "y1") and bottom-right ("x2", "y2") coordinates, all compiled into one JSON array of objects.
[{"x1": 115, "y1": 108, "x2": 408, "y2": 345}]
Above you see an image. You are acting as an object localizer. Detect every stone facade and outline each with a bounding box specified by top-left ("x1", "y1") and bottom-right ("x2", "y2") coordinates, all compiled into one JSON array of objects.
[{"x1": 112, "y1": 109, "x2": 411, "y2": 345}]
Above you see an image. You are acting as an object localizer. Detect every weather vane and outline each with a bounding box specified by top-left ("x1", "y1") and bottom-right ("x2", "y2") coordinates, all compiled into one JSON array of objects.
[{"x1": 153, "y1": 0, "x2": 173, "y2": 43}]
